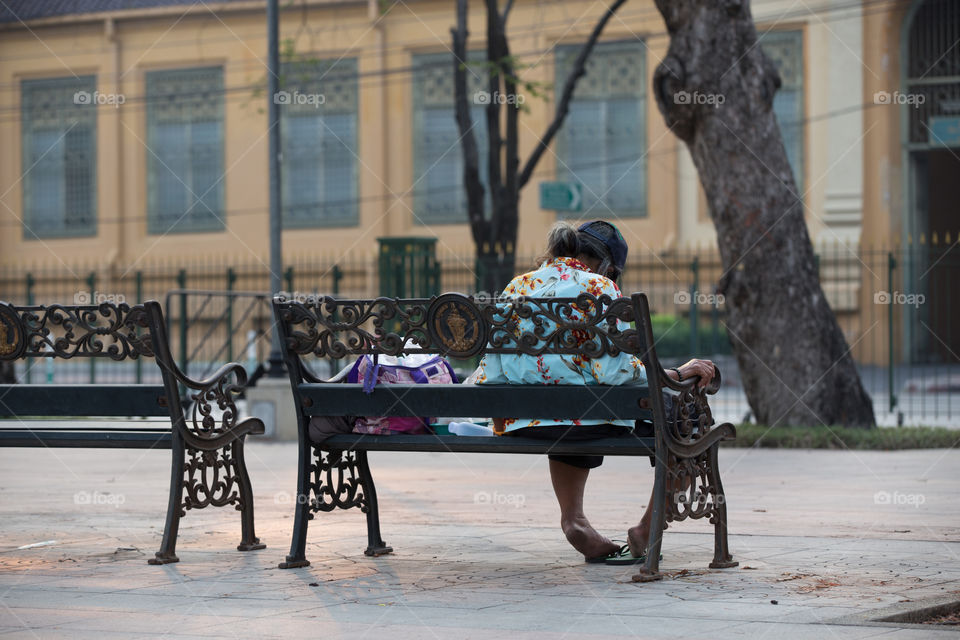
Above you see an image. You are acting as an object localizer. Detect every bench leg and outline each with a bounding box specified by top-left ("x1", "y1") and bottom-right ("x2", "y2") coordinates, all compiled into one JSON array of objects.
[
  {"x1": 634, "y1": 448, "x2": 668, "y2": 583},
  {"x1": 233, "y1": 440, "x2": 266, "y2": 553},
  {"x1": 149, "y1": 438, "x2": 184, "y2": 565},
  {"x1": 707, "y1": 445, "x2": 737, "y2": 569},
  {"x1": 356, "y1": 451, "x2": 392, "y2": 557},
  {"x1": 279, "y1": 438, "x2": 314, "y2": 569}
]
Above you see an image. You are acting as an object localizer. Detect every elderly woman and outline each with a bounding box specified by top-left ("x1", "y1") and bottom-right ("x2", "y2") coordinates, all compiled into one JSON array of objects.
[{"x1": 476, "y1": 220, "x2": 716, "y2": 564}]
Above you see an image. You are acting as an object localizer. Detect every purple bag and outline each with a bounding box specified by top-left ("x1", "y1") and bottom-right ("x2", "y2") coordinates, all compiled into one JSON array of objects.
[{"x1": 348, "y1": 353, "x2": 458, "y2": 434}]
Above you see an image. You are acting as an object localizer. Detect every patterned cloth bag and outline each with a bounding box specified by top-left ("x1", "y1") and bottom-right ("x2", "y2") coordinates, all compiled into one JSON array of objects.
[{"x1": 348, "y1": 353, "x2": 458, "y2": 434}]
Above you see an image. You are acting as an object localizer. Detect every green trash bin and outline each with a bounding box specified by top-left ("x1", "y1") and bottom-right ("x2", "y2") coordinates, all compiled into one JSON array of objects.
[{"x1": 378, "y1": 237, "x2": 440, "y2": 299}]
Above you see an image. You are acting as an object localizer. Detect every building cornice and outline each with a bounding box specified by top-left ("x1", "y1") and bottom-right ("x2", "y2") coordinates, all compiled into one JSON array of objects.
[{"x1": 0, "y1": 0, "x2": 367, "y2": 32}]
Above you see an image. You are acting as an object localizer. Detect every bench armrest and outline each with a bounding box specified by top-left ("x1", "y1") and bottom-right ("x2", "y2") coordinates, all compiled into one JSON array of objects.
[
  {"x1": 656, "y1": 364, "x2": 735, "y2": 458},
  {"x1": 141, "y1": 301, "x2": 264, "y2": 450},
  {"x1": 177, "y1": 362, "x2": 265, "y2": 450}
]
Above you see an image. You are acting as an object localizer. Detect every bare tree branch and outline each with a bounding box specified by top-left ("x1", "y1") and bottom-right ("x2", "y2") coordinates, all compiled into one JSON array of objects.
[
  {"x1": 485, "y1": 0, "x2": 505, "y2": 246},
  {"x1": 451, "y1": 0, "x2": 627, "y2": 290},
  {"x1": 502, "y1": 0, "x2": 515, "y2": 23},
  {"x1": 452, "y1": 0, "x2": 487, "y2": 246},
  {"x1": 501, "y1": 42, "x2": 520, "y2": 255},
  {"x1": 518, "y1": 0, "x2": 628, "y2": 189}
]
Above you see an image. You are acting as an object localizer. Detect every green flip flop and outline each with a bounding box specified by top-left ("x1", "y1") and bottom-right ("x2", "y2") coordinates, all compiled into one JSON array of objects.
[
  {"x1": 604, "y1": 546, "x2": 662, "y2": 566},
  {"x1": 585, "y1": 542, "x2": 628, "y2": 564}
]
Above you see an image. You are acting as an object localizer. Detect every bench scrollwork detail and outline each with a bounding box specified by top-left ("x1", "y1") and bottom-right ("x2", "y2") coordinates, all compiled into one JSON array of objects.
[
  {"x1": 278, "y1": 294, "x2": 640, "y2": 360},
  {"x1": 1, "y1": 302, "x2": 153, "y2": 361},
  {"x1": 307, "y1": 448, "x2": 368, "y2": 514}
]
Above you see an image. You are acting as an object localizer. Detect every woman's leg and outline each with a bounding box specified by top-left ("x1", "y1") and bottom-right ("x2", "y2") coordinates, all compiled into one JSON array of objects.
[
  {"x1": 549, "y1": 459, "x2": 619, "y2": 559},
  {"x1": 628, "y1": 474, "x2": 692, "y2": 557},
  {"x1": 627, "y1": 485, "x2": 655, "y2": 558}
]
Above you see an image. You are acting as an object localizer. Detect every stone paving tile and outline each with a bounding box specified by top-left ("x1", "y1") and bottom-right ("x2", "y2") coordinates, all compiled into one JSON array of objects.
[
  {"x1": 1, "y1": 446, "x2": 959, "y2": 638},
  {"x1": 19, "y1": 609, "x2": 264, "y2": 637},
  {"x1": 875, "y1": 628, "x2": 960, "y2": 638},
  {"x1": 715, "y1": 621, "x2": 895, "y2": 639},
  {"x1": 2, "y1": 631, "x2": 231, "y2": 640},
  {"x1": 0, "y1": 608, "x2": 93, "y2": 634}
]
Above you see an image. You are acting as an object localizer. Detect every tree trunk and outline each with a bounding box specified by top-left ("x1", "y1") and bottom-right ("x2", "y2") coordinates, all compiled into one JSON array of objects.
[
  {"x1": 476, "y1": 250, "x2": 517, "y2": 296},
  {"x1": 653, "y1": 0, "x2": 875, "y2": 427}
]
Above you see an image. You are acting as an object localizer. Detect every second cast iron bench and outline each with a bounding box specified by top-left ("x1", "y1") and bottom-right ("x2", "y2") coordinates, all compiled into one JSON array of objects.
[{"x1": 0, "y1": 300, "x2": 265, "y2": 564}]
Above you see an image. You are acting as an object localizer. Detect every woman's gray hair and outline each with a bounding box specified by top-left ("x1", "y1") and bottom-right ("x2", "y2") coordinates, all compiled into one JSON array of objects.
[{"x1": 535, "y1": 221, "x2": 580, "y2": 266}]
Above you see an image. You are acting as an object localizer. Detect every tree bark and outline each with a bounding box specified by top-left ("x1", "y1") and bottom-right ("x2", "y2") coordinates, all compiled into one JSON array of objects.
[{"x1": 652, "y1": 0, "x2": 875, "y2": 427}]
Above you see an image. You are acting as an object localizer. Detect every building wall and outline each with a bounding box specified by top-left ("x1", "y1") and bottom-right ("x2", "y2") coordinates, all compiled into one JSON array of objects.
[{"x1": 0, "y1": 0, "x2": 891, "y2": 268}]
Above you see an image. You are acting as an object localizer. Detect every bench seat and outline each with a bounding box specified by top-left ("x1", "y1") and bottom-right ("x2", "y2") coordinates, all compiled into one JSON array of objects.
[
  {"x1": 299, "y1": 383, "x2": 653, "y2": 419},
  {"x1": 323, "y1": 433, "x2": 655, "y2": 455},
  {"x1": 0, "y1": 424, "x2": 172, "y2": 448}
]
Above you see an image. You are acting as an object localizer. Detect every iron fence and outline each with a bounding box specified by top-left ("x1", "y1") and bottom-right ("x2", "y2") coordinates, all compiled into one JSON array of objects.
[{"x1": 1, "y1": 240, "x2": 956, "y2": 426}]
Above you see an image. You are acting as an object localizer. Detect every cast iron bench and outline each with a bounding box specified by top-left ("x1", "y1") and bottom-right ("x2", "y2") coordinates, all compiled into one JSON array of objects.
[
  {"x1": 272, "y1": 292, "x2": 736, "y2": 582},
  {"x1": 0, "y1": 300, "x2": 265, "y2": 564}
]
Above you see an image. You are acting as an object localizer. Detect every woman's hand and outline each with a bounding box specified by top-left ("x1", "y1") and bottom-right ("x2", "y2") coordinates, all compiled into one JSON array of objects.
[{"x1": 670, "y1": 358, "x2": 716, "y2": 388}]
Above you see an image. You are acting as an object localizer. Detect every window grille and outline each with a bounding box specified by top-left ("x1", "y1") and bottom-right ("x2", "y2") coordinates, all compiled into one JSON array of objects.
[
  {"x1": 412, "y1": 52, "x2": 490, "y2": 225},
  {"x1": 555, "y1": 41, "x2": 647, "y2": 218},
  {"x1": 280, "y1": 58, "x2": 359, "y2": 227},
  {"x1": 146, "y1": 66, "x2": 225, "y2": 234},
  {"x1": 21, "y1": 75, "x2": 97, "y2": 238}
]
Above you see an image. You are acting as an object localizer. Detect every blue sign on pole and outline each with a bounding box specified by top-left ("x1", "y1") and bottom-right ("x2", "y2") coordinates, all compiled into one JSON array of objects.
[
  {"x1": 539, "y1": 182, "x2": 582, "y2": 212},
  {"x1": 929, "y1": 116, "x2": 960, "y2": 148}
]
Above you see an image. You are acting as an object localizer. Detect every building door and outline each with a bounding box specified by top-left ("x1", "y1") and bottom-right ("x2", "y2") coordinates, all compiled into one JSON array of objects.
[{"x1": 902, "y1": 0, "x2": 960, "y2": 364}]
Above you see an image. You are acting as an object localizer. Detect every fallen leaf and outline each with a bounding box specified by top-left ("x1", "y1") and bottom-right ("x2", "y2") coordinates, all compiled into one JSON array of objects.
[{"x1": 776, "y1": 573, "x2": 811, "y2": 582}]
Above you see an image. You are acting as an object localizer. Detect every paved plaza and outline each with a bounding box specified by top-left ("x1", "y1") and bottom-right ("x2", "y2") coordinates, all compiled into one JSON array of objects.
[{"x1": 1, "y1": 443, "x2": 958, "y2": 638}]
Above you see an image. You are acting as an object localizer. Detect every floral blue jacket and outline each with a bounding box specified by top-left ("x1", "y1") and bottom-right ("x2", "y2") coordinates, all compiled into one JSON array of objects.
[{"x1": 476, "y1": 256, "x2": 646, "y2": 434}]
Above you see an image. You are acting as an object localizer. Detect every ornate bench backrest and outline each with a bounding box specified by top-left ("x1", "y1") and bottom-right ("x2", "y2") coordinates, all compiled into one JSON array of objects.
[
  {"x1": 273, "y1": 292, "x2": 662, "y2": 381},
  {"x1": 0, "y1": 301, "x2": 153, "y2": 361},
  {"x1": 0, "y1": 299, "x2": 257, "y2": 449}
]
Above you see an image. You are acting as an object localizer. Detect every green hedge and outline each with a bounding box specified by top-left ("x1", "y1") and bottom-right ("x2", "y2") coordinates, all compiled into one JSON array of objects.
[
  {"x1": 722, "y1": 423, "x2": 959, "y2": 449},
  {"x1": 651, "y1": 314, "x2": 732, "y2": 358}
]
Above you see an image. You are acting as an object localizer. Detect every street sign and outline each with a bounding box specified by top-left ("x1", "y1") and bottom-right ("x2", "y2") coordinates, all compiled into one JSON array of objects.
[
  {"x1": 539, "y1": 181, "x2": 582, "y2": 212},
  {"x1": 929, "y1": 116, "x2": 960, "y2": 147}
]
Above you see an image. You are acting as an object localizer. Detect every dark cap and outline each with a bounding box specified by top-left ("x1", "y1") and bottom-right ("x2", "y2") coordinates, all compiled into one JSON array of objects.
[{"x1": 578, "y1": 220, "x2": 628, "y2": 278}]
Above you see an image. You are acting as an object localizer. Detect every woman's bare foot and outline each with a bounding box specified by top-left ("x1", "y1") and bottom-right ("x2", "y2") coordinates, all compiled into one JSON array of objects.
[
  {"x1": 562, "y1": 516, "x2": 619, "y2": 559},
  {"x1": 627, "y1": 522, "x2": 650, "y2": 559}
]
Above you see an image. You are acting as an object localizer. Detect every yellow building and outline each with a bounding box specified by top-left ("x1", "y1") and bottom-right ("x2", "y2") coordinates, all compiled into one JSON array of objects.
[{"x1": 0, "y1": 0, "x2": 957, "y2": 366}]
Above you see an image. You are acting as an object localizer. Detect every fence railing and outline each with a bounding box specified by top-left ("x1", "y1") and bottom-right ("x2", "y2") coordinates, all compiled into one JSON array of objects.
[{"x1": 1, "y1": 241, "x2": 957, "y2": 426}]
